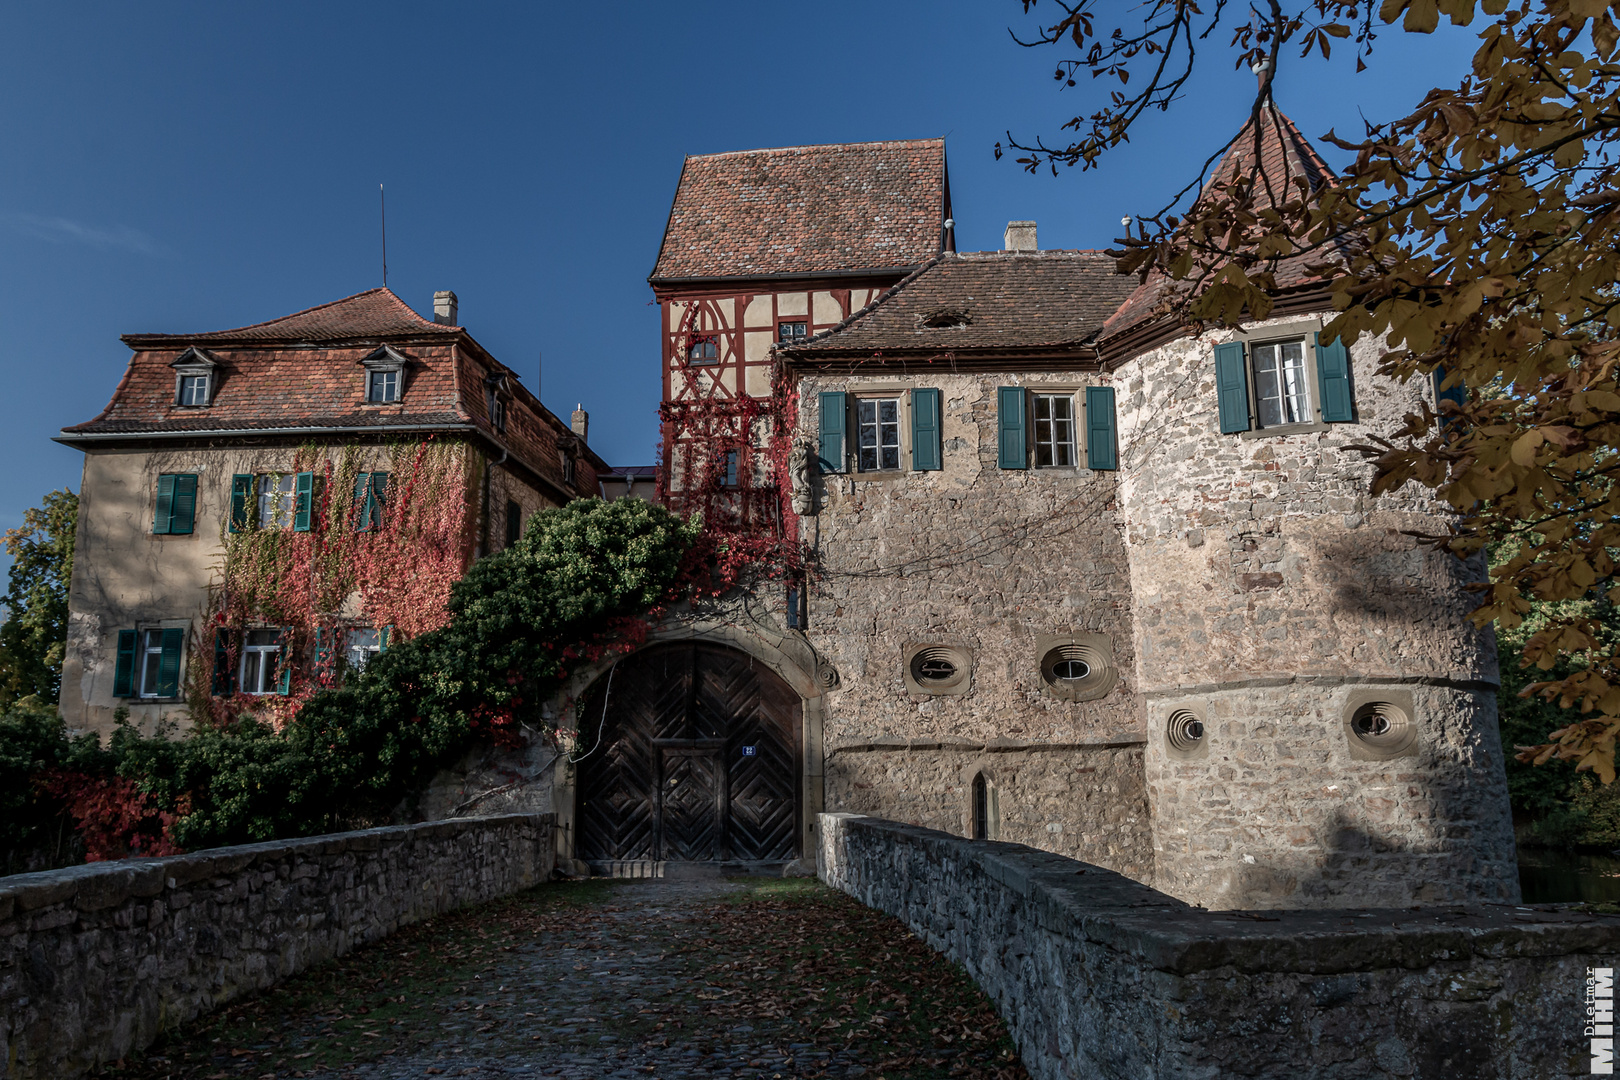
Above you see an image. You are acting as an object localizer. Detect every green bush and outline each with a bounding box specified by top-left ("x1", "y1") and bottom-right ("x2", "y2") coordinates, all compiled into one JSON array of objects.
[{"x1": 0, "y1": 497, "x2": 698, "y2": 861}]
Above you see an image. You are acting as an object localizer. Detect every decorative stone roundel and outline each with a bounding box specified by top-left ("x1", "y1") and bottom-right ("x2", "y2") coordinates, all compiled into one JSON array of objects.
[
  {"x1": 1166, "y1": 709, "x2": 1205, "y2": 751},
  {"x1": 1036, "y1": 633, "x2": 1117, "y2": 702},
  {"x1": 902, "y1": 643, "x2": 972, "y2": 696},
  {"x1": 1347, "y1": 700, "x2": 1418, "y2": 760}
]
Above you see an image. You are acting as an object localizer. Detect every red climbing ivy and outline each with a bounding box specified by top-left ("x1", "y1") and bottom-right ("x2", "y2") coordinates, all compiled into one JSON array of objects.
[{"x1": 191, "y1": 438, "x2": 475, "y2": 729}]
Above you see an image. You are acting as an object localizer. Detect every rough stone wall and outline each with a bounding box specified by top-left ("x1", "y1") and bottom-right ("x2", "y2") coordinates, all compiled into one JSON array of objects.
[
  {"x1": 0, "y1": 813, "x2": 555, "y2": 1080},
  {"x1": 819, "y1": 813, "x2": 1609, "y2": 1080},
  {"x1": 1112, "y1": 315, "x2": 1516, "y2": 907},
  {"x1": 824, "y1": 743, "x2": 1151, "y2": 880},
  {"x1": 799, "y1": 371, "x2": 1149, "y2": 871}
]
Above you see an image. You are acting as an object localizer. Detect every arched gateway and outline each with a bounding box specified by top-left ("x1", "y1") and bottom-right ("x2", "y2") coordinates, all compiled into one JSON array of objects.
[{"x1": 575, "y1": 643, "x2": 803, "y2": 863}]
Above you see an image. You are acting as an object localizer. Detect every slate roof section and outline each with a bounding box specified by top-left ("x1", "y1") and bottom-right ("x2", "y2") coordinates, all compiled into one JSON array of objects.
[
  {"x1": 649, "y1": 139, "x2": 948, "y2": 283},
  {"x1": 780, "y1": 250, "x2": 1138, "y2": 358},
  {"x1": 1099, "y1": 104, "x2": 1340, "y2": 343},
  {"x1": 121, "y1": 288, "x2": 459, "y2": 345}
]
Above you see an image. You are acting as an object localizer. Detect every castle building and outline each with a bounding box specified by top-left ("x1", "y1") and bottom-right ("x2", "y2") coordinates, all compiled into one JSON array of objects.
[
  {"x1": 561, "y1": 111, "x2": 1519, "y2": 909},
  {"x1": 55, "y1": 287, "x2": 606, "y2": 739}
]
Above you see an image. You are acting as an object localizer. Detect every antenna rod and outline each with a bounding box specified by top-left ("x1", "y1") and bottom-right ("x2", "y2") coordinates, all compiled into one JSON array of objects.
[{"x1": 379, "y1": 184, "x2": 388, "y2": 287}]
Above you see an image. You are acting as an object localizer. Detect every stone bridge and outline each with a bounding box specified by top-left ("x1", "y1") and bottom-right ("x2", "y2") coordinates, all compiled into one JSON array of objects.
[{"x1": 0, "y1": 812, "x2": 1606, "y2": 1078}]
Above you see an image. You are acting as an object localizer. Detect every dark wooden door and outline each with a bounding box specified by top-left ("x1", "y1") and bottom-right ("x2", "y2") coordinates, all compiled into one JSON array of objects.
[{"x1": 576, "y1": 644, "x2": 801, "y2": 862}]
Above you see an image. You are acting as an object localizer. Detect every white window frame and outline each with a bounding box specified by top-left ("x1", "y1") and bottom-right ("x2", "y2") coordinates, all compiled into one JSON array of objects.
[
  {"x1": 171, "y1": 346, "x2": 217, "y2": 407},
  {"x1": 239, "y1": 628, "x2": 283, "y2": 696},
  {"x1": 178, "y1": 374, "x2": 211, "y2": 407},
  {"x1": 1031, "y1": 391, "x2": 1079, "y2": 468},
  {"x1": 368, "y1": 368, "x2": 399, "y2": 403},
  {"x1": 345, "y1": 628, "x2": 382, "y2": 671},
  {"x1": 1250, "y1": 339, "x2": 1313, "y2": 429},
  {"x1": 137, "y1": 628, "x2": 167, "y2": 699},
  {"x1": 359, "y1": 346, "x2": 409, "y2": 406},
  {"x1": 257, "y1": 473, "x2": 296, "y2": 529},
  {"x1": 1235, "y1": 318, "x2": 1332, "y2": 438},
  {"x1": 855, "y1": 395, "x2": 903, "y2": 473}
]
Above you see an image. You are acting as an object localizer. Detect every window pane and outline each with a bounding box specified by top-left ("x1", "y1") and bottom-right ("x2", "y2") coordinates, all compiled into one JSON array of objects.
[
  {"x1": 181, "y1": 375, "x2": 208, "y2": 405},
  {"x1": 1034, "y1": 394, "x2": 1076, "y2": 467},
  {"x1": 346, "y1": 628, "x2": 381, "y2": 669},
  {"x1": 241, "y1": 651, "x2": 262, "y2": 694},
  {"x1": 1253, "y1": 341, "x2": 1310, "y2": 427},
  {"x1": 139, "y1": 631, "x2": 163, "y2": 696}
]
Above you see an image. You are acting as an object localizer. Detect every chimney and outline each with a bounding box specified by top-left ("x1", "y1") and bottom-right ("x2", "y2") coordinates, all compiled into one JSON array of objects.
[
  {"x1": 1252, "y1": 57, "x2": 1273, "y2": 100},
  {"x1": 1004, "y1": 221, "x2": 1037, "y2": 252},
  {"x1": 433, "y1": 290, "x2": 458, "y2": 325},
  {"x1": 571, "y1": 403, "x2": 589, "y2": 442}
]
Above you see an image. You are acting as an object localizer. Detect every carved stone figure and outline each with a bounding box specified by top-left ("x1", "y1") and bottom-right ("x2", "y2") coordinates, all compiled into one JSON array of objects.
[{"x1": 789, "y1": 435, "x2": 816, "y2": 515}]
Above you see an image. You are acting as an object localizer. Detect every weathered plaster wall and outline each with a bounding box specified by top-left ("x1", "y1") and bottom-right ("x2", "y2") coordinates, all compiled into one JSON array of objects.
[
  {"x1": 1113, "y1": 314, "x2": 1516, "y2": 907},
  {"x1": 820, "y1": 812, "x2": 1607, "y2": 1080},
  {"x1": 0, "y1": 813, "x2": 555, "y2": 1080},
  {"x1": 798, "y1": 371, "x2": 1151, "y2": 874}
]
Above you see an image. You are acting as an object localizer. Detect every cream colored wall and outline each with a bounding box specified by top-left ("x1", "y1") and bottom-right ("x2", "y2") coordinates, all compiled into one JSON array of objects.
[{"x1": 61, "y1": 444, "x2": 398, "y2": 741}]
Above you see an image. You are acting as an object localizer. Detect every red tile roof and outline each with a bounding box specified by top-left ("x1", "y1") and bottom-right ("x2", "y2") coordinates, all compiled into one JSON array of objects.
[
  {"x1": 122, "y1": 288, "x2": 458, "y2": 345},
  {"x1": 1099, "y1": 103, "x2": 1341, "y2": 343},
  {"x1": 649, "y1": 139, "x2": 948, "y2": 282},
  {"x1": 780, "y1": 250, "x2": 1137, "y2": 358}
]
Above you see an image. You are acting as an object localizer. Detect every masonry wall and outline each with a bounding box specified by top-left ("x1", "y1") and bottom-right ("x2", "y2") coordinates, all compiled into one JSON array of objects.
[
  {"x1": 799, "y1": 371, "x2": 1150, "y2": 878},
  {"x1": 820, "y1": 813, "x2": 1606, "y2": 1080},
  {"x1": 1112, "y1": 313, "x2": 1518, "y2": 907},
  {"x1": 0, "y1": 813, "x2": 556, "y2": 1080}
]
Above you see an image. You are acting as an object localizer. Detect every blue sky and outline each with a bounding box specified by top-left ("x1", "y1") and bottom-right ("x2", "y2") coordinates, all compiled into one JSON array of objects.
[{"x1": 0, "y1": 2, "x2": 1478, "y2": 549}]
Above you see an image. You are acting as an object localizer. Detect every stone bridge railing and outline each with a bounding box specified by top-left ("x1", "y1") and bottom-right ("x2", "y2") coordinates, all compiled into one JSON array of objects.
[
  {"x1": 1, "y1": 813, "x2": 555, "y2": 1079},
  {"x1": 818, "y1": 811, "x2": 1613, "y2": 1080}
]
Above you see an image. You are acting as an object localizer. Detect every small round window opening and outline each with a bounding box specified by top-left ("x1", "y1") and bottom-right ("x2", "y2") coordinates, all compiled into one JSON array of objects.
[
  {"x1": 1347, "y1": 700, "x2": 1417, "y2": 759},
  {"x1": 1166, "y1": 709, "x2": 1204, "y2": 751},
  {"x1": 910, "y1": 648, "x2": 960, "y2": 686},
  {"x1": 903, "y1": 644, "x2": 972, "y2": 696},
  {"x1": 1051, "y1": 658, "x2": 1091, "y2": 681}
]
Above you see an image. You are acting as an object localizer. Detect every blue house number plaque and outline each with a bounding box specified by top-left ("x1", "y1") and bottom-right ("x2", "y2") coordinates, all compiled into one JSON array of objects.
[{"x1": 741, "y1": 745, "x2": 757, "y2": 757}]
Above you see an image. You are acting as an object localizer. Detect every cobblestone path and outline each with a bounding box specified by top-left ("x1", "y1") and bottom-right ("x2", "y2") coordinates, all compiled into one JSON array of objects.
[{"x1": 100, "y1": 877, "x2": 1026, "y2": 1080}]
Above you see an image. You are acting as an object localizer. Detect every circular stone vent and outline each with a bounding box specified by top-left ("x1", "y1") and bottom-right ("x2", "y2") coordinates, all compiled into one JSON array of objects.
[
  {"x1": 1166, "y1": 709, "x2": 1205, "y2": 752},
  {"x1": 1348, "y1": 700, "x2": 1416, "y2": 758},
  {"x1": 1039, "y1": 641, "x2": 1114, "y2": 701},
  {"x1": 903, "y1": 644, "x2": 972, "y2": 696}
]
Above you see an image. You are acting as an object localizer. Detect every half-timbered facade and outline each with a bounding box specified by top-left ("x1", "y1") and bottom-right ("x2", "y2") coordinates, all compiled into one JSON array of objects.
[{"x1": 649, "y1": 139, "x2": 950, "y2": 501}]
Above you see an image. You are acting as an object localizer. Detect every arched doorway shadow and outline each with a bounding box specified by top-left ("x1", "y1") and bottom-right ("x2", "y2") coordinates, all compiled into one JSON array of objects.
[{"x1": 574, "y1": 642, "x2": 803, "y2": 863}]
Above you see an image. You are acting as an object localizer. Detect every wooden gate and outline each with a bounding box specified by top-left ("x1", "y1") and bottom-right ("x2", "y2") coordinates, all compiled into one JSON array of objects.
[{"x1": 575, "y1": 643, "x2": 801, "y2": 862}]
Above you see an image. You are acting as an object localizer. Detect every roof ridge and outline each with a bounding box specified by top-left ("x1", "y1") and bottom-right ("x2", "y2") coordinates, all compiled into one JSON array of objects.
[
  {"x1": 121, "y1": 287, "x2": 460, "y2": 343},
  {"x1": 685, "y1": 137, "x2": 946, "y2": 162},
  {"x1": 778, "y1": 250, "x2": 949, "y2": 352}
]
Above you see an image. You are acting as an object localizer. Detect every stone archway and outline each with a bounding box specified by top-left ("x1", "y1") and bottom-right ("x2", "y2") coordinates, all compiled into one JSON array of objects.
[{"x1": 574, "y1": 642, "x2": 803, "y2": 863}]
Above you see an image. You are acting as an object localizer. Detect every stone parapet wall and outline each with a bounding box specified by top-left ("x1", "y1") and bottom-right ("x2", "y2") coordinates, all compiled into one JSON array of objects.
[
  {"x1": 824, "y1": 741, "x2": 1152, "y2": 882},
  {"x1": 818, "y1": 812, "x2": 1608, "y2": 1080},
  {"x1": 0, "y1": 813, "x2": 556, "y2": 1079}
]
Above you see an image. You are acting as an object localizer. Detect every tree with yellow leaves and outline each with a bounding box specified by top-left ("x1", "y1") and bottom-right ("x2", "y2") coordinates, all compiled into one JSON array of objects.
[{"x1": 1006, "y1": 0, "x2": 1620, "y2": 778}]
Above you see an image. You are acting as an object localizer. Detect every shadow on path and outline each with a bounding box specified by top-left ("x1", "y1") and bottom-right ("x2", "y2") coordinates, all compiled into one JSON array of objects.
[{"x1": 95, "y1": 877, "x2": 1026, "y2": 1080}]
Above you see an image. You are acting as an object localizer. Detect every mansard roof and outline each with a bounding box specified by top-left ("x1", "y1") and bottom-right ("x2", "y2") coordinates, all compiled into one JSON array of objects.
[
  {"x1": 649, "y1": 138, "x2": 948, "y2": 284},
  {"x1": 58, "y1": 289, "x2": 609, "y2": 496},
  {"x1": 120, "y1": 287, "x2": 458, "y2": 346},
  {"x1": 778, "y1": 250, "x2": 1138, "y2": 360}
]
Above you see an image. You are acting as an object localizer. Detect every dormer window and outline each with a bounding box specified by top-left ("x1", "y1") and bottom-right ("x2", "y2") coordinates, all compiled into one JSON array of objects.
[
  {"x1": 485, "y1": 374, "x2": 509, "y2": 434},
  {"x1": 368, "y1": 369, "x2": 399, "y2": 403},
  {"x1": 359, "y1": 346, "x2": 410, "y2": 405},
  {"x1": 170, "y1": 347, "x2": 218, "y2": 407}
]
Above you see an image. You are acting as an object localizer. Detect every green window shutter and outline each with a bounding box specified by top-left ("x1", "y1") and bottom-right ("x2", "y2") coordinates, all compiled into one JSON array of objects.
[
  {"x1": 1433, "y1": 365, "x2": 1468, "y2": 430},
  {"x1": 229, "y1": 474, "x2": 255, "y2": 533},
  {"x1": 113, "y1": 630, "x2": 137, "y2": 697},
  {"x1": 212, "y1": 629, "x2": 233, "y2": 695},
  {"x1": 156, "y1": 627, "x2": 184, "y2": 698},
  {"x1": 1315, "y1": 332, "x2": 1354, "y2": 423},
  {"x1": 369, "y1": 472, "x2": 389, "y2": 530},
  {"x1": 1213, "y1": 342, "x2": 1251, "y2": 434},
  {"x1": 171, "y1": 474, "x2": 198, "y2": 535},
  {"x1": 293, "y1": 471, "x2": 315, "y2": 532},
  {"x1": 352, "y1": 472, "x2": 370, "y2": 531},
  {"x1": 1085, "y1": 386, "x2": 1119, "y2": 471},
  {"x1": 379, "y1": 626, "x2": 391, "y2": 652},
  {"x1": 153, "y1": 474, "x2": 177, "y2": 535},
  {"x1": 910, "y1": 388, "x2": 942, "y2": 471},
  {"x1": 817, "y1": 392, "x2": 847, "y2": 474},
  {"x1": 997, "y1": 387, "x2": 1026, "y2": 469},
  {"x1": 275, "y1": 628, "x2": 292, "y2": 695}
]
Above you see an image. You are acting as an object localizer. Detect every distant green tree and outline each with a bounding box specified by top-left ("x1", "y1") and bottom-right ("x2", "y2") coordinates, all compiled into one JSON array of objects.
[{"x1": 0, "y1": 489, "x2": 78, "y2": 706}]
